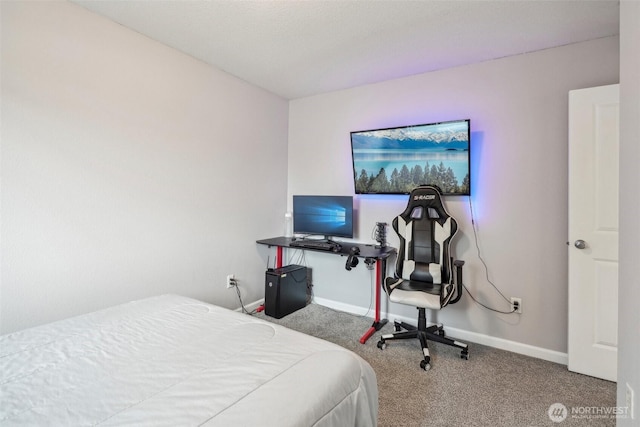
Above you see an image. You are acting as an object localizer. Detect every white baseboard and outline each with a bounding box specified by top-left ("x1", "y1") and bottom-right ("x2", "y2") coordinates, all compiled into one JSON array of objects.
[
  {"x1": 313, "y1": 296, "x2": 568, "y2": 366},
  {"x1": 312, "y1": 296, "x2": 377, "y2": 317}
]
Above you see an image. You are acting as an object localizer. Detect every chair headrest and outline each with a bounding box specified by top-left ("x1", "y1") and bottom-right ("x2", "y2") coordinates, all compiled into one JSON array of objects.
[{"x1": 399, "y1": 186, "x2": 450, "y2": 225}]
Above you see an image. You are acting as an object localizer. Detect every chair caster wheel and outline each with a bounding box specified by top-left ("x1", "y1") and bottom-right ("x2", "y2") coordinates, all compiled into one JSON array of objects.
[
  {"x1": 420, "y1": 360, "x2": 431, "y2": 371},
  {"x1": 461, "y1": 351, "x2": 469, "y2": 360},
  {"x1": 377, "y1": 340, "x2": 386, "y2": 350}
]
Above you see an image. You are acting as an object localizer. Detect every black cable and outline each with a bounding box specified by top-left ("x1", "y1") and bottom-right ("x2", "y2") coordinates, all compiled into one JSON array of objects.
[
  {"x1": 307, "y1": 278, "x2": 314, "y2": 305},
  {"x1": 462, "y1": 283, "x2": 516, "y2": 314},
  {"x1": 233, "y1": 280, "x2": 258, "y2": 315},
  {"x1": 284, "y1": 248, "x2": 312, "y2": 303},
  {"x1": 356, "y1": 267, "x2": 375, "y2": 319},
  {"x1": 288, "y1": 247, "x2": 307, "y2": 267},
  {"x1": 466, "y1": 197, "x2": 517, "y2": 314}
]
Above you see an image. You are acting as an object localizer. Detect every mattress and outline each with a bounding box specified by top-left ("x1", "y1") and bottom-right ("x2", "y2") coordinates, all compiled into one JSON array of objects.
[{"x1": 0, "y1": 294, "x2": 378, "y2": 426}]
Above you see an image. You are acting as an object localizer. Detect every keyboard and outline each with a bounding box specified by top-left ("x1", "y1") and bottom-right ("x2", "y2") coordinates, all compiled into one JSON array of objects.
[{"x1": 289, "y1": 240, "x2": 339, "y2": 251}]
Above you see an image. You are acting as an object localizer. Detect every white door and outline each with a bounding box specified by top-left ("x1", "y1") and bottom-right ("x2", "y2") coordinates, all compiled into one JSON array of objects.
[{"x1": 568, "y1": 84, "x2": 619, "y2": 382}]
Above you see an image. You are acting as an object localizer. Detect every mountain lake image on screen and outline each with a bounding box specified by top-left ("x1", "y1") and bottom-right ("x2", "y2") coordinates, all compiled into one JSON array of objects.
[{"x1": 350, "y1": 119, "x2": 470, "y2": 195}]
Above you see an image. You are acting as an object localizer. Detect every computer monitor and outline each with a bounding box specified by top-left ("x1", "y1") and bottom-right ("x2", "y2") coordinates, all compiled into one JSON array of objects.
[{"x1": 292, "y1": 195, "x2": 354, "y2": 239}]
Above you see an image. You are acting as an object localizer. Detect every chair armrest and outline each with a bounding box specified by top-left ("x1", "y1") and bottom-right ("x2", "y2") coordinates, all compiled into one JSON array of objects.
[{"x1": 449, "y1": 259, "x2": 465, "y2": 304}]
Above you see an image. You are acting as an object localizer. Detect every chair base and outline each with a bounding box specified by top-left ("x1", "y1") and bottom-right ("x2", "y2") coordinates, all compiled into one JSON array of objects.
[{"x1": 377, "y1": 308, "x2": 469, "y2": 371}]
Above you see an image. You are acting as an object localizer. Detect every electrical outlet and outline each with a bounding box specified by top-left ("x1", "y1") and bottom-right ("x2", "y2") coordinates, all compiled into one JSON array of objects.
[
  {"x1": 510, "y1": 297, "x2": 522, "y2": 314},
  {"x1": 627, "y1": 383, "x2": 635, "y2": 420},
  {"x1": 226, "y1": 274, "x2": 236, "y2": 289}
]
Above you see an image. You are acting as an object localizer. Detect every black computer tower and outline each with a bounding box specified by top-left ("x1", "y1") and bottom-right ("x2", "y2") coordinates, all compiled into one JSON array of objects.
[{"x1": 265, "y1": 265, "x2": 307, "y2": 319}]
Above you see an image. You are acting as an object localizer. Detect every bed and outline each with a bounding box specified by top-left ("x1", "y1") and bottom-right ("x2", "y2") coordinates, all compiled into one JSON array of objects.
[{"x1": 0, "y1": 294, "x2": 378, "y2": 426}]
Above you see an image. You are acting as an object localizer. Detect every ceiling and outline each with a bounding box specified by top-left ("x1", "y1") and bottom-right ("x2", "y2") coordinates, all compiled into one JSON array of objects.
[{"x1": 71, "y1": 0, "x2": 620, "y2": 100}]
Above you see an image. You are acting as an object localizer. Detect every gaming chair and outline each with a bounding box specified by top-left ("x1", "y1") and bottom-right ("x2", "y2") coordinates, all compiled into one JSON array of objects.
[{"x1": 377, "y1": 185, "x2": 469, "y2": 370}]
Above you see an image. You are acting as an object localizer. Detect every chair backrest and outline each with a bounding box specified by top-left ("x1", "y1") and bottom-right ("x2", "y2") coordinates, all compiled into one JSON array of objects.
[{"x1": 392, "y1": 186, "x2": 458, "y2": 285}]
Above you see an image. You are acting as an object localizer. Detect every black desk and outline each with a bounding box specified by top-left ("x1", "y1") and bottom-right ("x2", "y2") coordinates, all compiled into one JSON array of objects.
[{"x1": 256, "y1": 236, "x2": 396, "y2": 344}]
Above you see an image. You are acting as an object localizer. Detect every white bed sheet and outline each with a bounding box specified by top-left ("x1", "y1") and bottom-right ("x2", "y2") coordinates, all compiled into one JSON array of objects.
[{"x1": 0, "y1": 294, "x2": 378, "y2": 426}]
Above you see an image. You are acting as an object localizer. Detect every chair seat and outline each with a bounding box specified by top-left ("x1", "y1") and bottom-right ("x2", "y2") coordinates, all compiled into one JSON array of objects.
[{"x1": 386, "y1": 278, "x2": 443, "y2": 310}]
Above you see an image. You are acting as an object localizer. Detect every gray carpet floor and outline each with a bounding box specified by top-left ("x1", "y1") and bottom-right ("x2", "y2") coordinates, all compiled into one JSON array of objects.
[{"x1": 255, "y1": 304, "x2": 617, "y2": 427}]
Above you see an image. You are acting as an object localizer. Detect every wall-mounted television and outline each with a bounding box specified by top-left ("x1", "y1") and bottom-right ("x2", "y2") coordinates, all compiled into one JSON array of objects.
[
  {"x1": 350, "y1": 119, "x2": 470, "y2": 195},
  {"x1": 293, "y1": 195, "x2": 353, "y2": 239}
]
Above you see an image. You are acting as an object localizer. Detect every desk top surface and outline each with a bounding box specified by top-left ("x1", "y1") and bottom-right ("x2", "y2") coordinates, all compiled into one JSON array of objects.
[{"x1": 256, "y1": 236, "x2": 395, "y2": 259}]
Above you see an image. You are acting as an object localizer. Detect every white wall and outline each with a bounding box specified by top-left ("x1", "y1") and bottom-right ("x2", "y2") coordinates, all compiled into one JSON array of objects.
[
  {"x1": 288, "y1": 37, "x2": 619, "y2": 356},
  {"x1": 617, "y1": 1, "x2": 640, "y2": 423},
  {"x1": 0, "y1": 1, "x2": 289, "y2": 334}
]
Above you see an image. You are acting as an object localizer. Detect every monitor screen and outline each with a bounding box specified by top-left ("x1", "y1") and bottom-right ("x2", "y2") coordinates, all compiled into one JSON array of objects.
[
  {"x1": 292, "y1": 195, "x2": 354, "y2": 239},
  {"x1": 350, "y1": 119, "x2": 470, "y2": 195}
]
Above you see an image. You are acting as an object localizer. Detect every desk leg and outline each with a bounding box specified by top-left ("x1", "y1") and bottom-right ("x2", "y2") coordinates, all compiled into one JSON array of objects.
[
  {"x1": 276, "y1": 246, "x2": 283, "y2": 269},
  {"x1": 359, "y1": 259, "x2": 388, "y2": 344}
]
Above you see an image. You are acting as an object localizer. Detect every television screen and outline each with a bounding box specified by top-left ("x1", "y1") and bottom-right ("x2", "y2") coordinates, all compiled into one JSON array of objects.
[
  {"x1": 350, "y1": 119, "x2": 470, "y2": 195},
  {"x1": 293, "y1": 195, "x2": 353, "y2": 239}
]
